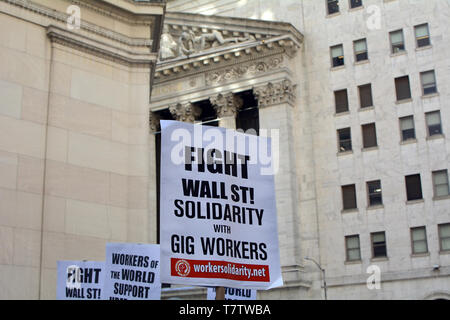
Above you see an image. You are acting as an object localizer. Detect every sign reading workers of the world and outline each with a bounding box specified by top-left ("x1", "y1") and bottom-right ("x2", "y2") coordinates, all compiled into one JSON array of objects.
[
  {"x1": 103, "y1": 243, "x2": 161, "y2": 300},
  {"x1": 160, "y1": 120, "x2": 283, "y2": 290},
  {"x1": 56, "y1": 261, "x2": 104, "y2": 300}
]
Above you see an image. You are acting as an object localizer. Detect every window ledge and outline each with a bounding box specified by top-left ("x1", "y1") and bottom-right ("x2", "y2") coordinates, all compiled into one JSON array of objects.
[
  {"x1": 439, "y1": 250, "x2": 450, "y2": 256},
  {"x1": 370, "y1": 257, "x2": 389, "y2": 262},
  {"x1": 362, "y1": 146, "x2": 379, "y2": 152},
  {"x1": 354, "y1": 59, "x2": 370, "y2": 66},
  {"x1": 422, "y1": 92, "x2": 439, "y2": 99},
  {"x1": 337, "y1": 150, "x2": 354, "y2": 157},
  {"x1": 416, "y1": 45, "x2": 432, "y2": 52},
  {"x1": 390, "y1": 50, "x2": 407, "y2": 58},
  {"x1": 367, "y1": 204, "x2": 384, "y2": 211},
  {"x1": 341, "y1": 208, "x2": 358, "y2": 214},
  {"x1": 406, "y1": 199, "x2": 425, "y2": 205},
  {"x1": 400, "y1": 139, "x2": 417, "y2": 145},
  {"x1": 326, "y1": 12, "x2": 341, "y2": 19},
  {"x1": 395, "y1": 98, "x2": 413, "y2": 105},
  {"x1": 426, "y1": 134, "x2": 445, "y2": 141},
  {"x1": 411, "y1": 252, "x2": 430, "y2": 258},
  {"x1": 359, "y1": 106, "x2": 374, "y2": 112},
  {"x1": 335, "y1": 111, "x2": 350, "y2": 117},
  {"x1": 348, "y1": 6, "x2": 364, "y2": 12},
  {"x1": 345, "y1": 260, "x2": 362, "y2": 265},
  {"x1": 433, "y1": 195, "x2": 450, "y2": 201},
  {"x1": 331, "y1": 65, "x2": 345, "y2": 71}
]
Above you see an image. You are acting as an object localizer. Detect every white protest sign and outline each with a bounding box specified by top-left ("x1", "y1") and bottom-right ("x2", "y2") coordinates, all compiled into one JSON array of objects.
[
  {"x1": 160, "y1": 120, "x2": 283, "y2": 290},
  {"x1": 103, "y1": 243, "x2": 161, "y2": 300},
  {"x1": 56, "y1": 261, "x2": 104, "y2": 300},
  {"x1": 207, "y1": 287, "x2": 257, "y2": 300}
]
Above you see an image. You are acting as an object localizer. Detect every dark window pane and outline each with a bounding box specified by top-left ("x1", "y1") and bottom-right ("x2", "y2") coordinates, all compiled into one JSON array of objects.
[
  {"x1": 359, "y1": 84, "x2": 373, "y2": 108},
  {"x1": 335, "y1": 89, "x2": 349, "y2": 113},
  {"x1": 327, "y1": 0, "x2": 339, "y2": 14},
  {"x1": 362, "y1": 123, "x2": 377, "y2": 148},
  {"x1": 368, "y1": 180, "x2": 382, "y2": 206},
  {"x1": 342, "y1": 184, "x2": 357, "y2": 210},
  {"x1": 402, "y1": 129, "x2": 416, "y2": 141},
  {"x1": 426, "y1": 112, "x2": 442, "y2": 136},
  {"x1": 350, "y1": 0, "x2": 363, "y2": 8},
  {"x1": 417, "y1": 37, "x2": 430, "y2": 47},
  {"x1": 395, "y1": 76, "x2": 411, "y2": 101},
  {"x1": 338, "y1": 128, "x2": 352, "y2": 152},
  {"x1": 372, "y1": 232, "x2": 387, "y2": 258},
  {"x1": 405, "y1": 174, "x2": 423, "y2": 201},
  {"x1": 356, "y1": 52, "x2": 368, "y2": 62}
]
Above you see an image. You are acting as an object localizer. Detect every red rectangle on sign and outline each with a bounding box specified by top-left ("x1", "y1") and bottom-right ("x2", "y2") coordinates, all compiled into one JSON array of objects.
[{"x1": 171, "y1": 258, "x2": 270, "y2": 282}]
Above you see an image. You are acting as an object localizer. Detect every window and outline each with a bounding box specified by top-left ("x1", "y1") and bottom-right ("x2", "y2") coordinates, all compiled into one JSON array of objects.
[
  {"x1": 395, "y1": 76, "x2": 412, "y2": 101},
  {"x1": 405, "y1": 174, "x2": 423, "y2": 201},
  {"x1": 349, "y1": 0, "x2": 362, "y2": 9},
  {"x1": 335, "y1": 89, "x2": 349, "y2": 113},
  {"x1": 411, "y1": 227, "x2": 428, "y2": 254},
  {"x1": 331, "y1": 44, "x2": 344, "y2": 67},
  {"x1": 367, "y1": 180, "x2": 382, "y2": 206},
  {"x1": 420, "y1": 70, "x2": 437, "y2": 95},
  {"x1": 433, "y1": 170, "x2": 450, "y2": 198},
  {"x1": 342, "y1": 184, "x2": 357, "y2": 210},
  {"x1": 354, "y1": 38, "x2": 368, "y2": 62},
  {"x1": 345, "y1": 235, "x2": 361, "y2": 261},
  {"x1": 371, "y1": 232, "x2": 387, "y2": 258},
  {"x1": 415, "y1": 23, "x2": 430, "y2": 48},
  {"x1": 358, "y1": 84, "x2": 373, "y2": 108},
  {"x1": 439, "y1": 224, "x2": 450, "y2": 252},
  {"x1": 425, "y1": 111, "x2": 443, "y2": 137},
  {"x1": 338, "y1": 128, "x2": 352, "y2": 152},
  {"x1": 362, "y1": 123, "x2": 377, "y2": 148},
  {"x1": 327, "y1": 0, "x2": 340, "y2": 15},
  {"x1": 390, "y1": 29, "x2": 405, "y2": 54},
  {"x1": 400, "y1": 116, "x2": 416, "y2": 141}
]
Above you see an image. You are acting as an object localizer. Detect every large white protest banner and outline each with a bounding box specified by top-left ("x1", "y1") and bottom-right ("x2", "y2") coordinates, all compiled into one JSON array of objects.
[
  {"x1": 56, "y1": 261, "x2": 104, "y2": 300},
  {"x1": 160, "y1": 120, "x2": 283, "y2": 290},
  {"x1": 207, "y1": 287, "x2": 257, "y2": 300},
  {"x1": 103, "y1": 243, "x2": 161, "y2": 300}
]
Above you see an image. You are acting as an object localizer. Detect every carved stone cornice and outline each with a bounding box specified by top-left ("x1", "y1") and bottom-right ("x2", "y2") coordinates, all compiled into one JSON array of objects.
[
  {"x1": 210, "y1": 93, "x2": 243, "y2": 118},
  {"x1": 253, "y1": 79, "x2": 297, "y2": 108},
  {"x1": 169, "y1": 102, "x2": 201, "y2": 123}
]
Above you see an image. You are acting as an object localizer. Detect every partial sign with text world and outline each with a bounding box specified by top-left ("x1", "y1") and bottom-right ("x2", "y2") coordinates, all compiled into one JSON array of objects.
[{"x1": 160, "y1": 120, "x2": 283, "y2": 290}]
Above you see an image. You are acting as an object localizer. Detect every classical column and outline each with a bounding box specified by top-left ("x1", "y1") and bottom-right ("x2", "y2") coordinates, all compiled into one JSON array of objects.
[
  {"x1": 210, "y1": 92, "x2": 243, "y2": 129},
  {"x1": 253, "y1": 79, "x2": 301, "y2": 271},
  {"x1": 169, "y1": 102, "x2": 201, "y2": 123}
]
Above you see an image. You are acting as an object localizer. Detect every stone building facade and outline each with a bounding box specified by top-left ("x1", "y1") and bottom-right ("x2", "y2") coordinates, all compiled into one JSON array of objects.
[
  {"x1": 158, "y1": 0, "x2": 450, "y2": 299},
  {"x1": 0, "y1": 0, "x2": 165, "y2": 299}
]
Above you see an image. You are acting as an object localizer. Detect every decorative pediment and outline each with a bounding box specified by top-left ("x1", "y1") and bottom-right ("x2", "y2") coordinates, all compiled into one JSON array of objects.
[{"x1": 154, "y1": 12, "x2": 303, "y2": 81}]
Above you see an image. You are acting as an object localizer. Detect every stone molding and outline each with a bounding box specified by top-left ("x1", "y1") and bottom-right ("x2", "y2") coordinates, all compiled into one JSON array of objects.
[
  {"x1": 210, "y1": 92, "x2": 243, "y2": 118},
  {"x1": 253, "y1": 79, "x2": 297, "y2": 108},
  {"x1": 47, "y1": 26, "x2": 157, "y2": 67},
  {"x1": 169, "y1": 102, "x2": 201, "y2": 123}
]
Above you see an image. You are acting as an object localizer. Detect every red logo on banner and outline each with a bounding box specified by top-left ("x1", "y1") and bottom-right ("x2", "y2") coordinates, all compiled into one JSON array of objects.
[
  {"x1": 171, "y1": 258, "x2": 270, "y2": 282},
  {"x1": 174, "y1": 259, "x2": 191, "y2": 277}
]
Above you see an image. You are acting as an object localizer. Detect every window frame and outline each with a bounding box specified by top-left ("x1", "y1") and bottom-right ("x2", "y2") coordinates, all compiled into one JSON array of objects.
[
  {"x1": 349, "y1": 0, "x2": 363, "y2": 9},
  {"x1": 395, "y1": 75, "x2": 412, "y2": 101},
  {"x1": 353, "y1": 38, "x2": 368, "y2": 62},
  {"x1": 390, "y1": 29, "x2": 405, "y2": 54},
  {"x1": 367, "y1": 180, "x2": 383, "y2": 207},
  {"x1": 414, "y1": 23, "x2": 431, "y2": 48},
  {"x1": 358, "y1": 83, "x2": 373, "y2": 109},
  {"x1": 342, "y1": 184, "x2": 357, "y2": 211},
  {"x1": 425, "y1": 111, "x2": 443, "y2": 137},
  {"x1": 337, "y1": 127, "x2": 352, "y2": 153},
  {"x1": 334, "y1": 89, "x2": 349, "y2": 113},
  {"x1": 432, "y1": 170, "x2": 450, "y2": 198},
  {"x1": 405, "y1": 174, "x2": 423, "y2": 201},
  {"x1": 361, "y1": 123, "x2": 378, "y2": 149},
  {"x1": 371, "y1": 231, "x2": 387, "y2": 259},
  {"x1": 330, "y1": 44, "x2": 345, "y2": 68},
  {"x1": 399, "y1": 116, "x2": 416, "y2": 142},
  {"x1": 327, "y1": 0, "x2": 340, "y2": 15},
  {"x1": 410, "y1": 227, "x2": 429, "y2": 255},
  {"x1": 345, "y1": 235, "x2": 362, "y2": 262},
  {"x1": 438, "y1": 223, "x2": 450, "y2": 252},
  {"x1": 420, "y1": 70, "x2": 437, "y2": 96}
]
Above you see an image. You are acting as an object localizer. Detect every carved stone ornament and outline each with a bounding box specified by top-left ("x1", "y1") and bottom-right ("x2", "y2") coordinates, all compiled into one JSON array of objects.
[
  {"x1": 169, "y1": 102, "x2": 201, "y2": 123},
  {"x1": 210, "y1": 93, "x2": 244, "y2": 118},
  {"x1": 149, "y1": 111, "x2": 161, "y2": 133},
  {"x1": 206, "y1": 56, "x2": 284, "y2": 86},
  {"x1": 253, "y1": 79, "x2": 297, "y2": 108}
]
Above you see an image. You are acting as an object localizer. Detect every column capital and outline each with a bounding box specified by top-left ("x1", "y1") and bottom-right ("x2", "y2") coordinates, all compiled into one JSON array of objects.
[
  {"x1": 210, "y1": 92, "x2": 243, "y2": 118},
  {"x1": 169, "y1": 102, "x2": 201, "y2": 123},
  {"x1": 149, "y1": 111, "x2": 161, "y2": 133},
  {"x1": 253, "y1": 79, "x2": 297, "y2": 108}
]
